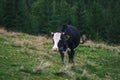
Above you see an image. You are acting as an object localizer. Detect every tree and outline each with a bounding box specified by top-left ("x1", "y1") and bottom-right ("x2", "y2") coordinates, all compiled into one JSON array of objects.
[
  {"x1": 49, "y1": 0, "x2": 60, "y2": 32},
  {"x1": 88, "y1": 1, "x2": 105, "y2": 41},
  {"x1": 59, "y1": 0, "x2": 71, "y2": 25},
  {"x1": 0, "y1": 0, "x2": 120, "y2": 44},
  {"x1": 75, "y1": 0, "x2": 87, "y2": 34},
  {"x1": 32, "y1": 0, "x2": 52, "y2": 34},
  {"x1": 2, "y1": 0, "x2": 31, "y2": 33},
  {"x1": 15, "y1": 0, "x2": 31, "y2": 33},
  {"x1": 105, "y1": 0, "x2": 120, "y2": 43},
  {"x1": 0, "y1": 0, "x2": 5, "y2": 25},
  {"x1": 3, "y1": 0, "x2": 17, "y2": 29}
]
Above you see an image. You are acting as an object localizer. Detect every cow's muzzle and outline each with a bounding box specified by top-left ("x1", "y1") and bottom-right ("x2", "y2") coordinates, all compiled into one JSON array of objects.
[{"x1": 52, "y1": 48, "x2": 58, "y2": 51}]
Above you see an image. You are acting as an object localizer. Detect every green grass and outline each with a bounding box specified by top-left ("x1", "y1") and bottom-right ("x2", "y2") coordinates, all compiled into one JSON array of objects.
[{"x1": 0, "y1": 32, "x2": 120, "y2": 80}]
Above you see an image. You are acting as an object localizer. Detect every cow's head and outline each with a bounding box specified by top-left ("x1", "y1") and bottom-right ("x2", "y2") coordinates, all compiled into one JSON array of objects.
[{"x1": 51, "y1": 32, "x2": 70, "y2": 52}]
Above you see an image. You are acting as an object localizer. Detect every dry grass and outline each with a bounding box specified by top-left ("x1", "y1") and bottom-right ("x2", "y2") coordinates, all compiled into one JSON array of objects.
[
  {"x1": 0, "y1": 27, "x2": 21, "y2": 37},
  {"x1": 59, "y1": 64, "x2": 75, "y2": 78},
  {"x1": 84, "y1": 40, "x2": 120, "y2": 52},
  {"x1": 0, "y1": 27, "x2": 119, "y2": 53},
  {"x1": 0, "y1": 28, "x2": 50, "y2": 51},
  {"x1": 32, "y1": 60, "x2": 51, "y2": 73},
  {"x1": 11, "y1": 35, "x2": 48, "y2": 50},
  {"x1": 0, "y1": 27, "x2": 6, "y2": 34},
  {"x1": 31, "y1": 36, "x2": 51, "y2": 50}
]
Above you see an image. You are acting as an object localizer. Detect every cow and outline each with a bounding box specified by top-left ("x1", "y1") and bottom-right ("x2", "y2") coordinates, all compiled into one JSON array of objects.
[
  {"x1": 80, "y1": 34, "x2": 87, "y2": 44},
  {"x1": 51, "y1": 25, "x2": 80, "y2": 64}
]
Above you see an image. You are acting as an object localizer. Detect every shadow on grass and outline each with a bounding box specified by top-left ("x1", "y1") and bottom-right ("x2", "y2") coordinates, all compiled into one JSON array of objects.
[
  {"x1": 19, "y1": 68, "x2": 42, "y2": 75},
  {"x1": 54, "y1": 72, "x2": 67, "y2": 76},
  {"x1": 71, "y1": 66, "x2": 83, "y2": 74},
  {"x1": 54, "y1": 72, "x2": 71, "y2": 78}
]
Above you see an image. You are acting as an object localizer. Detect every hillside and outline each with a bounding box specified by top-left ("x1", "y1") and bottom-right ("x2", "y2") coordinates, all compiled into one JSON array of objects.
[{"x1": 0, "y1": 28, "x2": 120, "y2": 80}]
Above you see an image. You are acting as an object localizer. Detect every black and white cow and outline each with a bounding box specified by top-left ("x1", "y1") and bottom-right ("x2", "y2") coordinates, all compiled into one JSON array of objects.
[{"x1": 52, "y1": 25, "x2": 80, "y2": 64}]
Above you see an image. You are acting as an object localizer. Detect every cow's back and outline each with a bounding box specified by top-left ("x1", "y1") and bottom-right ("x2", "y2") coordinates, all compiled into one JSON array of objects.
[{"x1": 61, "y1": 25, "x2": 80, "y2": 49}]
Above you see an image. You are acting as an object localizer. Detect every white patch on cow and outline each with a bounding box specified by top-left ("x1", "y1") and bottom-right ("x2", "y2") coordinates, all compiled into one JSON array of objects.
[
  {"x1": 67, "y1": 48, "x2": 71, "y2": 52},
  {"x1": 52, "y1": 32, "x2": 61, "y2": 51}
]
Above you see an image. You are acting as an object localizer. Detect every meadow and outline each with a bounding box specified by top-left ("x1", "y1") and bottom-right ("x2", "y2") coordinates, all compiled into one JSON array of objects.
[{"x1": 0, "y1": 29, "x2": 120, "y2": 80}]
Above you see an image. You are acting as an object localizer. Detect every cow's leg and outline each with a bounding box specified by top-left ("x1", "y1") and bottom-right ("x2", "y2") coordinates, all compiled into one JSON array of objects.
[
  {"x1": 60, "y1": 51, "x2": 64, "y2": 65},
  {"x1": 71, "y1": 49, "x2": 75, "y2": 64},
  {"x1": 68, "y1": 49, "x2": 74, "y2": 64},
  {"x1": 68, "y1": 50, "x2": 71, "y2": 63},
  {"x1": 68, "y1": 49, "x2": 75, "y2": 64}
]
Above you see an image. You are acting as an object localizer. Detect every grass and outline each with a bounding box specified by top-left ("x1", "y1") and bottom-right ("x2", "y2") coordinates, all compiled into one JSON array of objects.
[{"x1": 0, "y1": 28, "x2": 120, "y2": 80}]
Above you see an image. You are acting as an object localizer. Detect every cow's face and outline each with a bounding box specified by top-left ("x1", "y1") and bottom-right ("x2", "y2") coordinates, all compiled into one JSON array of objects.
[
  {"x1": 52, "y1": 32, "x2": 69, "y2": 52},
  {"x1": 52, "y1": 32, "x2": 62, "y2": 51}
]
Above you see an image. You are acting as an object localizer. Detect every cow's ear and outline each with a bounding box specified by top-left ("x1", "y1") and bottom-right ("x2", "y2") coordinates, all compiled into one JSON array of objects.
[
  {"x1": 51, "y1": 32, "x2": 54, "y2": 37},
  {"x1": 64, "y1": 35, "x2": 70, "y2": 40}
]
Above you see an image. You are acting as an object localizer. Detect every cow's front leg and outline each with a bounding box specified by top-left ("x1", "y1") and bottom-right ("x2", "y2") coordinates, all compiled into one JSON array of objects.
[
  {"x1": 59, "y1": 51, "x2": 64, "y2": 65},
  {"x1": 68, "y1": 49, "x2": 75, "y2": 64},
  {"x1": 71, "y1": 49, "x2": 75, "y2": 64},
  {"x1": 68, "y1": 50, "x2": 71, "y2": 63}
]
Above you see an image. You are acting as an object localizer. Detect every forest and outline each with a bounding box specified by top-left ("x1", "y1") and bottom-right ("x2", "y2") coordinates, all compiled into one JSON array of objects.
[{"x1": 0, "y1": 0, "x2": 120, "y2": 44}]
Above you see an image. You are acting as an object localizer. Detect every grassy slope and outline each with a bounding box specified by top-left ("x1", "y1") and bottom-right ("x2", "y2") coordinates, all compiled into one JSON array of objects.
[{"x1": 0, "y1": 29, "x2": 120, "y2": 80}]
